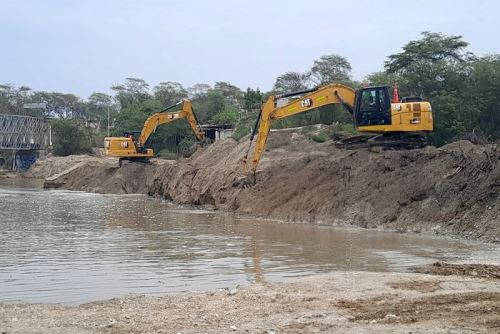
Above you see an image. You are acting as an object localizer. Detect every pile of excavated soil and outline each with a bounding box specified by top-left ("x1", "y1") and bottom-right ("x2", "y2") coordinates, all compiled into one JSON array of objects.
[
  {"x1": 22, "y1": 155, "x2": 95, "y2": 179},
  {"x1": 35, "y1": 132, "x2": 499, "y2": 241},
  {"x1": 40, "y1": 156, "x2": 171, "y2": 194},
  {"x1": 1, "y1": 270, "x2": 499, "y2": 334}
]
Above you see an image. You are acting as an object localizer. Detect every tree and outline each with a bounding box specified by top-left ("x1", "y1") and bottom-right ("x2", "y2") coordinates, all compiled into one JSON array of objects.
[
  {"x1": 214, "y1": 81, "x2": 243, "y2": 108},
  {"x1": 111, "y1": 77, "x2": 150, "y2": 108},
  {"x1": 187, "y1": 83, "x2": 211, "y2": 98},
  {"x1": 114, "y1": 99, "x2": 163, "y2": 135},
  {"x1": 51, "y1": 119, "x2": 91, "y2": 156},
  {"x1": 365, "y1": 71, "x2": 399, "y2": 87},
  {"x1": 210, "y1": 105, "x2": 238, "y2": 125},
  {"x1": 153, "y1": 81, "x2": 188, "y2": 106},
  {"x1": 273, "y1": 71, "x2": 311, "y2": 93},
  {"x1": 29, "y1": 91, "x2": 86, "y2": 119},
  {"x1": 466, "y1": 55, "x2": 500, "y2": 139},
  {"x1": 310, "y1": 54, "x2": 352, "y2": 85},
  {"x1": 243, "y1": 87, "x2": 263, "y2": 112},
  {"x1": 87, "y1": 92, "x2": 114, "y2": 131},
  {"x1": 384, "y1": 32, "x2": 472, "y2": 97},
  {"x1": 381, "y1": 32, "x2": 478, "y2": 144},
  {"x1": 0, "y1": 84, "x2": 34, "y2": 115},
  {"x1": 206, "y1": 90, "x2": 226, "y2": 120}
]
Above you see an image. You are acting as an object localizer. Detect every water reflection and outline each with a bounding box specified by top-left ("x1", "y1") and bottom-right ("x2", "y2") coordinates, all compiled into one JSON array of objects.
[{"x1": 0, "y1": 183, "x2": 498, "y2": 304}]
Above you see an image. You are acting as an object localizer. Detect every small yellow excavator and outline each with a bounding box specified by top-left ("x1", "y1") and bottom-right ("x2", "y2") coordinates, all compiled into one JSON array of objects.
[
  {"x1": 243, "y1": 83, "x2": 433, "y2": 175},
  {"x1": 105, "y1": 99, "x2": 205, "y2": 166}
]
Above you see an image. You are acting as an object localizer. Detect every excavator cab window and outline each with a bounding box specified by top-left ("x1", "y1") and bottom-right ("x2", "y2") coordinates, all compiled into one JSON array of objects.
[{"x1": 355, "y1": 87, "x2": 391, "y2": 126}]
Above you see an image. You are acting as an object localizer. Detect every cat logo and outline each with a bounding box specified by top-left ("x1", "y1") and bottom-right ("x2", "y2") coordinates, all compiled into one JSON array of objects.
[{"x1": 301, "y1": 98, "x2": 313, "y2": 108}]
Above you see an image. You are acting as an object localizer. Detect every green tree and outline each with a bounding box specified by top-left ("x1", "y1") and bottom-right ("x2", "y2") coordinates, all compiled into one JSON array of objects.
[
  {"x1": 51, "y1": 119, "x2": 91, "y2": 156},
  {"x1": 87, "y1": 92, "x2": 114, "y2": 131},
  {"x1": 205, "y1": 89, "x2": 226, "y2": 120},
  {"x1": 382, "y1": 32, "x2": 477, "y2": 144},
  {"x1": 114, "y1": 99, "x2": 163, "y2": 134},
  {"x1": 243, "y1": 87, "x2": 263, "y2": 112},
  {"x1": 30, "y1": 91, "x2": 87, "y2": 119},
  {"x1": 466, "y1": 55, "x2": 500, "y2": 139},
  {"x1": 210, "y1": 105, "x2": 238, "y2": 125},
  {"x1": 385, "y1": 31, "x2": 472, "y2": 97},
  {"x1": 111, "y1": 78, "x2": 150, "y2": 108},
  {"x1": 273, "y1": 71, "x2": 311, "y2": 93},
  {"x1": 153, "y1": 81, "x2": 188, "y2": 106},
  {"x1": 214, "y1": 81, "x2": 243, "y2": 106},
  {"x1": 310, "y1": 54, "x2": 352, "y2": 85},
  {"x1": 0, "y1": 84, "x2": 32, "y2": 116},
  {"x1": 187, "y1": 83, "x2": 211, "y2": 98}
]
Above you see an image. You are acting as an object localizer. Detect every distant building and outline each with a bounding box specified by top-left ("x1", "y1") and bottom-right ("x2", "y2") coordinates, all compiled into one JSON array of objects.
[{"x1": 200, "y1": 124, "x2": 234, "y2": 142}]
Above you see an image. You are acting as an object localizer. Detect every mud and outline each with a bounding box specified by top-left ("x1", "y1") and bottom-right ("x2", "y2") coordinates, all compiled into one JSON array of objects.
[
  {"x1": 415, "y1": 262, "x2": 500, "y2": 279},
  {"x1": 1, "y1": 270, "x2": 499, "y2": 334},
  {"x1": 31, "y1": 132, "x2": 499, "y2": 241},
  {"x1": 336, "y1": 291, "x2": 500, "y2": 330}
]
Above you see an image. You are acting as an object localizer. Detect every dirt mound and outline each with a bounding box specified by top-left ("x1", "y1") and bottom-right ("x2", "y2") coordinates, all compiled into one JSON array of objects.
[
  {"x1": 43, "y1": 158, "x2": 163, "y2": 194},
  {"x1": 22, "y1": 155, "x2": 96, "y2": 179},
  {"x1": 415, "y1": 262, "x2": 500, "y2": 279},
  {"x1": 147, "y1": 134, "x2": 499, "y2": 241},
  {"x1": 33, "y1": 132, "x2": 500, "y2": 241}
]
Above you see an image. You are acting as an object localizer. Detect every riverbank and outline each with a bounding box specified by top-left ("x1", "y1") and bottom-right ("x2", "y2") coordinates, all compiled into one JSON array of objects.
[
  {"x1": 26, "y1": 132, "x2": 499, "y2": 242},
  {"x1": 1, "y1": 264, "x2": 499, "y2": 334}
]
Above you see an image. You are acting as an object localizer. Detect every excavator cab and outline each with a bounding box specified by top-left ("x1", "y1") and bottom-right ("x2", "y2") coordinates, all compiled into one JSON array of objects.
[{"x1": 355, "y1": 86, "x2": 391, "y2": 127}]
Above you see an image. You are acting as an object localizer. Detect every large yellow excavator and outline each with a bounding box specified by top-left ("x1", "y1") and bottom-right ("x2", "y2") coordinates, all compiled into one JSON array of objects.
[
  {"x1": 243, "y1": 84, "x2": 433, "y2": 174},
  {"x1": 105, "y1": 99, "x2": 205, "y2": 166}
]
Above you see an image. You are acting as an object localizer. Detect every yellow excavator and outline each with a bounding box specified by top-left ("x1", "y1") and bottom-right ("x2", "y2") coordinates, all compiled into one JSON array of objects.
[
  {"x1": 105, "y1": 99, "x2": 205, "y2": 166},
  {"x1": 243, "y1": 83, "x2": 433, "y2": 174}
]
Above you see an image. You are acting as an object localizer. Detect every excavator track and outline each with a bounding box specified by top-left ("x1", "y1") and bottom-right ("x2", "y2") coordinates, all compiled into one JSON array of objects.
[{"x1": 335, "y1": 133, "x2": 428, "y2": 150}]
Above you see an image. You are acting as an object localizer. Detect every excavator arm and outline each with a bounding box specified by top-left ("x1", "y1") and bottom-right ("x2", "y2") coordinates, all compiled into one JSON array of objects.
[
  {"x1": 138, "y1": 99, "x2": 205, "y2": 148},
  {"x1": 104, "y1": 98, "x2": 205, "y2": 160},
  {"x1": 244, "y1": 83, "x2": 356, "y2": 174}
]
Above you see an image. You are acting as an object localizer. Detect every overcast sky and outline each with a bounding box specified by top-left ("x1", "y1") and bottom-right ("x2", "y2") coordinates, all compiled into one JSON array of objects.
[{"x1": 1, "y1": 0, "x2": 499, "y2": 97}]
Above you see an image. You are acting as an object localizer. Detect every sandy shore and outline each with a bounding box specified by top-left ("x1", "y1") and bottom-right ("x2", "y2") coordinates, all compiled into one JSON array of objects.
[{"x1": 1, "y1": 266, "x2": 499, "y2": 334}]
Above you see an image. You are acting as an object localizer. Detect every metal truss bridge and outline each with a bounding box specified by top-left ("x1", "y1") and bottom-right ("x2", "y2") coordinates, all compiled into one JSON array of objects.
[{"x1": 0, "y1": 114, "x2": 50, "y2": 150}]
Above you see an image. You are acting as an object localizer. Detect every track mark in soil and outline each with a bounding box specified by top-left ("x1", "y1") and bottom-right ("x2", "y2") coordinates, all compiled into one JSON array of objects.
[
  {"x1": 388, "y1": 280, "x2": 442, "y2": 293},
  {"x1": 336, "y1": 292, "x2": 500, "y2": 330}
]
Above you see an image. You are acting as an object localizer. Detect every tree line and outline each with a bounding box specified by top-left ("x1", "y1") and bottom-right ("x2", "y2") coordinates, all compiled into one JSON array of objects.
[{"x1": 1, "y1": 31, "x2": 498, "y2": 155}]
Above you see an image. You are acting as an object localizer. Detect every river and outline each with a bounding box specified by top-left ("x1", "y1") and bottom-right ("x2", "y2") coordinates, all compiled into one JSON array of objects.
[{"x1": 0, "y1": 178, "x2": 498, "y2": 304}]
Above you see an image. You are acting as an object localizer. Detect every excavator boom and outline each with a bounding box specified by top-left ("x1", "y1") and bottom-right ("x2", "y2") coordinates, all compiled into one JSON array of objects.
[
  {"x1": 244, "y1": 84, "x2": 356, "y2": 173},
  {"x1": 243, "y1": 83, "x2": 433, "y2": 175},
  {"x1": 104, "y1": 99, "x2": 205, "y2": 162},
  {"x1": 138, "y1": 99, "x2": 205, "y2": 147}
]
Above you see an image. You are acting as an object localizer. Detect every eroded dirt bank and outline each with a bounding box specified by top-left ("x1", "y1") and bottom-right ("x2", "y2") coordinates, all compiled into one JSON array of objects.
[
  {"x1": 1, "y1": 266, "x2": 499, "y2": 334},
  {"x1": 35, "y1": 132, "x2": 499, "y2": 241}
]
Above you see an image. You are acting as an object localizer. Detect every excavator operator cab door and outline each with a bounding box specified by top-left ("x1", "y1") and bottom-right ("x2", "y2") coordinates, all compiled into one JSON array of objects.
[{"x1": 355, "y1": 86, "x2": 391, "y2": 127}]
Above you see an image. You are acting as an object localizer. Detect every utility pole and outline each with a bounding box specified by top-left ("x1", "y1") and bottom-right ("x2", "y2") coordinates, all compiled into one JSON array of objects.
[{"x1": 107, "y1": 105, "x2": 110, "y2": 136}]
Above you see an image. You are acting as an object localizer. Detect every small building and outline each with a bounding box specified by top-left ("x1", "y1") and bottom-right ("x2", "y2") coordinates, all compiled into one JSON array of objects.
[{"x1": 200, "y1": 124, "x2": 234, "y2": 142}]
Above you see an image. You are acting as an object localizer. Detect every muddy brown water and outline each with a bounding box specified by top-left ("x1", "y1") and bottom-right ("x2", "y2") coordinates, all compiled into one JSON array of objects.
[{"x1": 0, "y1": 179, "x2": 499, "y2": 305}]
